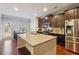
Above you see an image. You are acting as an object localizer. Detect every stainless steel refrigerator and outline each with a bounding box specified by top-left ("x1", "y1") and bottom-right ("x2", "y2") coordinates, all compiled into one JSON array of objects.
[{"x1": 65, "y1": 19, "x2": 79, "y2": 53}]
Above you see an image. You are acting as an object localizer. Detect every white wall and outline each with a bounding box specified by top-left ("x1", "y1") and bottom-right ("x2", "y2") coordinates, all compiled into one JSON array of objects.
[
  {"x1": 0, "y1": 14, "x2": 38, "y2": 39},
  {"x1": 1, "y1": 14, "x2": 30, "y2": 38},
  {"x1": 0, "y1": 14, "x2": 2, "y2": 39},
  {"x1": 30, "y1": 17, "x2": 38, "y2": 33}
]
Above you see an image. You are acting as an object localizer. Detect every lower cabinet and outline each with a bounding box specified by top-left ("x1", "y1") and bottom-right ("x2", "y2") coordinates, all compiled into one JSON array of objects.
[
  {"x1": 50, "y1": 33, "x2": 65, "y2": 47},
  {"x1": 57, "y1": 34, "x2": 65, "y2": 46}
]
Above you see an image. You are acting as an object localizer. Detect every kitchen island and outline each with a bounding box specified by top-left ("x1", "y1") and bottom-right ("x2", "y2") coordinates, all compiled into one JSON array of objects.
[{"x1": 17, "y1": 33, "x2": 57, "y2": 55}]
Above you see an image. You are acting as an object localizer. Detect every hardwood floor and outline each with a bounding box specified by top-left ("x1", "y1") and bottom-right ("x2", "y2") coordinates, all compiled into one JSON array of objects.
[
  {"x1": 0, "y1": 38, "x2": 78, "y2": 55},
  {"x1": 0, "y1": 38, "x2": 19, "y2": 55},
  {"x1": 56, "y1": 45, "x2": 78, "y2": 55}
]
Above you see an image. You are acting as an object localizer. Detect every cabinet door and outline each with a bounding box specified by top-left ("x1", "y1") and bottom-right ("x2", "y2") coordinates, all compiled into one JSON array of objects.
[
  {"x1": 38, "y1": 19, "x2": 42, "y2": 28},
  {"x1": 59, "y1": 14, "x2": 65, "y2": 27},
  {"x1": 75, "y1": 8, "x2": 79, "y2": 18},
  {"x1": 52, "y1": 16, "x2": 58, "y2": 27},
  {"x1": 64, "y1": 9, "x2": 76, "y2": 20},
  {"x1": 47, "y1": 16, "x2": 53, "y2": 27},
  {"x1": 52, "y1": 14, "x2": 65, "y2": 27}
]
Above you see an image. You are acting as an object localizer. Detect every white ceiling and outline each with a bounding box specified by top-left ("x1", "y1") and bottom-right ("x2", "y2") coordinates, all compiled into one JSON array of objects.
[{"x1": 0, "y1": 3, "x2": 79, "y2": 19}]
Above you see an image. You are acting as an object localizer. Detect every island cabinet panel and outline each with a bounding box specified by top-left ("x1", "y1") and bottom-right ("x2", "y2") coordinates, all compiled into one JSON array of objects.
[
  {"x1": 52, "y1": 14, "x2": 65, "y2": 27},
  {"x1": 33, "y1": 39, "x2": 56, "y2": 55},
  {"x1": 64, "y1": 8, "x2": 79, "y2": 20},
  {"x1": 17, "y1": 36, "x2": 26, "y2": 48}
]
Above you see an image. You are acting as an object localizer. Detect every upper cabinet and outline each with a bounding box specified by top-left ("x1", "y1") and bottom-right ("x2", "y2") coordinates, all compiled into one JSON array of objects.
[
  {"x1": 52, "y1": 14, "x2": 65, "y2": 27},
  {"x1": 38, "y1": 19, "x2": 43, "y2": 28},
  {"x1": 38, "y1": 19, "x2": 44, "y2": 28},
  {"x1": 47, "y1": 15, "x2": 53, "y2": 27},
  {"x1": 64, "y1": 7, "x2": 79, "y2": 20},
  {"x1": 38, "y1": 14, "x2": 65, "y2": 28},
  {"x1": 38, "y1": 7, "x2": 79, "y2": 29},
  {"x1": 75, "y1": 8, "x2": 79, "y2": 18},
  {"x1": 38, "y1": 18, "x2": 47, "y2": 28}
]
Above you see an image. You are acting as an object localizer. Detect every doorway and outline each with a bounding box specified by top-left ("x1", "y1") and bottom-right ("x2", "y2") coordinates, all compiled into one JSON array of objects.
[{"x1": 4, "y1": 23, "x2": 12, "y2": 38}]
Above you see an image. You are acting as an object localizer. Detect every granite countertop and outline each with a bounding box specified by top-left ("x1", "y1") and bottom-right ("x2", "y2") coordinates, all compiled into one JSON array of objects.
[
  {"x1": 50, "y1": 31, "x2": 64, "y2": 35},
  {"x1": 17, "y1": 33, "x2": 27, "y2": 39},
  {"x1": 17, "y1": 33, "x2": 57, "y2": 47}
]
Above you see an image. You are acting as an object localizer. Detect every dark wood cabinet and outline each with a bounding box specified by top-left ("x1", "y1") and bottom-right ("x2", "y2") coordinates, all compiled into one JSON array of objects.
[
  {"x1": 75, "y1": 8, "x2": 79, "y2": 18},
  {"x1": 49, "y1": 33, "x2": 65, "y2": 46},
  {"x1": 64, "y1": 8, "x2": 79, "y2": 20},
  {"x1": 38, "y1": 7, "x2": 79, "y2": 29},
  {"x1": 47, "y1": 15, "x2": 53, "y2": 27},
  {"x1": 64, "y1": 9, "x2": 75, "y2": 20},
  {"x1": 38, "y1": 18, "x2": 45, "y2": 28},
  {"x1": 52, "y1": 14, "x2": 65, "y2": 27},
  {"x1": 38, "y1": 14, "x2": 65, "y2": 28},
  {"x1": 48, "y1": 16, "x2": 53, "y2": 27},
  {"x1": 38, "y1": 15, "x2": 53, "y2": 28},
  {"x1": 52, "y1": 15, "x2": 58, "y2": 27},
  {"x1": 38, "y1": 19, "x2": 42, "y2": 28},
  {"x1": 57, "y1": 34, "x2": 65, "y2": 46}
]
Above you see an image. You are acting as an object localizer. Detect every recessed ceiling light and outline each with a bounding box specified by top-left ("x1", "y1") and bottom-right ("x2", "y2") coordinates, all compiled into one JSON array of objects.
[
  {"x1": 14, "y1": 7, "x2": 19, "y2": 11},
  {"x1": 43, "y1": 7, "x2": 48, "y2": 12},
  {"x1": 45, "y1": 17, "x2": 48, "y2": 19},
  {"x1": 34, "y1": 13, "x2": 38, "y2": 16}
]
